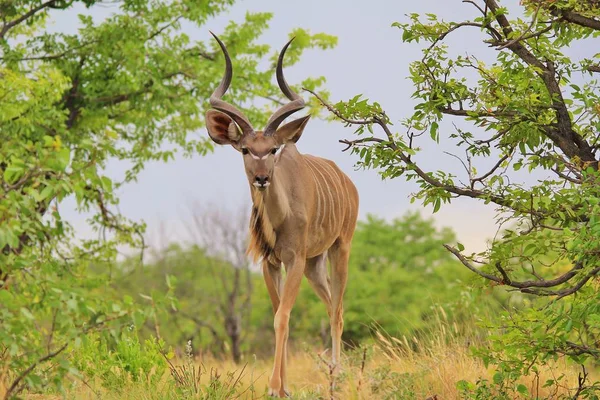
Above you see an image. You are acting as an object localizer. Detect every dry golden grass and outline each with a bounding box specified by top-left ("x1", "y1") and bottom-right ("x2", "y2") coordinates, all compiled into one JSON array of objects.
[
  {"x1": 58, "y1": 337, "x2": 596, "y2": 400},
  {"x1": 11, "y1": 311, "x2": 599, "y2": 399}
]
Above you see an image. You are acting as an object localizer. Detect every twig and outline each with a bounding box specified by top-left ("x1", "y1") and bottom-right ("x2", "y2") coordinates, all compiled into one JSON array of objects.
[
  {"x1": 303, "y1": 88, "x2": 377, "y2": 126},
  {"x1": 0, "y1": 0, "x2": 58, "y2": 39},
  {"x1": 462, "y1": 0, "x2": 486, "y2": 17},
  {"x1": 471, "y1": 151, "x2": 512, "y2": 188},
  {"x1": 4, "y1": 343, "x2": 68, "y2": 400},
  {"x1": 317, "y1": 351, "x2": 336, "y2": 400},
  {"x1": 497, "y1": 4, "x2": 542, "y2": 50},
  {"x1": 356, "y1": 348, "x2": 367, "y2": 393},
  {"x1": 572, "y1": 364, "x2": 588, "y2": 399}
]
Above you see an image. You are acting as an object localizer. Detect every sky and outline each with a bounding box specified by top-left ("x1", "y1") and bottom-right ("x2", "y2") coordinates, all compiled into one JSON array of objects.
[{"x1": 49, "y1": 0, "x2": 589, "y2": 255}]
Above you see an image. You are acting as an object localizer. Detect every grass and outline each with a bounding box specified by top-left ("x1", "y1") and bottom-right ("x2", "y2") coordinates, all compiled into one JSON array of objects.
[
  {"x1": 49, "y1": 332, "x2": 598, "y2": 399},
  {"x1": 11, "y1": 310, "x2": 598, "y2": 399}
]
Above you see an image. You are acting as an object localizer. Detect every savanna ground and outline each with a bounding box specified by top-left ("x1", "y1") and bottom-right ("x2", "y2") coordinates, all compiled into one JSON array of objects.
[
  {"x1": 10, "y1": 312, "x2": 598, "y2": 400},
  {"x1": 17, "y1": 334, "x2": 597, "y2": 400}
]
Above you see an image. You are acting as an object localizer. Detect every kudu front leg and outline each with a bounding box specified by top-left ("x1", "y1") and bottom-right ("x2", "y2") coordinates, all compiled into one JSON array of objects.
[
  {"x1": 268, "y1": 252, "x2": 305, "y2": 398},
  {"x1": 262, "y1": 261, "x2": 289, "y2": 396}
]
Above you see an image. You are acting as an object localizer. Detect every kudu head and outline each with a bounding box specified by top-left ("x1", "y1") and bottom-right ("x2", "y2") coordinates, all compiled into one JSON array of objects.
[{"x1": 205, "y1": 32, "x2": 310, "y2": 191}]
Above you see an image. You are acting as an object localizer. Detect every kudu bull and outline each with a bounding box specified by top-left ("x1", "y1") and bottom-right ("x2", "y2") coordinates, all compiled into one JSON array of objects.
[{"x1": 205, "y1": 32, "x2": 359, "y2": 397}]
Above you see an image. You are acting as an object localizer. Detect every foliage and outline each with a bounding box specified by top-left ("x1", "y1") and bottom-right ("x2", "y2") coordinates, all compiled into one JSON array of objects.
[
  {"x1": 311, "y1": 0, "x2": 600, "y2": 395},
  {"x1": 294, "y1": 212, "x2": 498, "y2": 347},
  {"x1": 0, "y1": 0, "x2": 335, "y2": 397},
  {"x1": 351, "y1": 212, "x2": 456, "y2": 272},
  {"x1": 112, "y1": 243, "x2": 269, "y2": 359},
  {"x1": 72, "y1": 330, "x2": 168, "y2": 391},
  {"x1": 114, "y1": 211, "x2": 493, "y2": 361}
]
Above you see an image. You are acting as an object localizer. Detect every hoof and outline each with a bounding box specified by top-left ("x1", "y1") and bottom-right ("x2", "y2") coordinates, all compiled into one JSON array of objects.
[{"x1": 267, "y1": 388, "x2": 291, "y2": 398}]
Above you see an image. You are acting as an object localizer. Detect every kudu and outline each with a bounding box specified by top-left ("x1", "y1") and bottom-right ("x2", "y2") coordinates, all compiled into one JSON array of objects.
[{"x1": 205, "y1": 32, "x2": 359, "y2": 397}]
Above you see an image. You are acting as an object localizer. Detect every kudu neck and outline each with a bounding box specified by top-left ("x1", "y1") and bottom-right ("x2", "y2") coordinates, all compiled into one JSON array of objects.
[{"x1": 249, "y1": 146, "x2": 295, "y2": 227}]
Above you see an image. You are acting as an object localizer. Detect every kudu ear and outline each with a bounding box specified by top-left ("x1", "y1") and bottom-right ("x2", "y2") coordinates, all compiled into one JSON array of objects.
[
  {"x1": 205, "y1": 109, "x2": 243, "y2": 147},
  {"x1": 274, "y1": 115, "x2": 310, "y2": 144}
]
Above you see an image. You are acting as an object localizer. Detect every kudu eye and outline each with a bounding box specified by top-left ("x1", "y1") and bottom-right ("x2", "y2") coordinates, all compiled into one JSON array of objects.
[
  {"x1": 242, "y1": 148, "x2": 249, "y2": 155},
  {"x1": 271, "y1": 148, "x2": 278, "y2": 155}
]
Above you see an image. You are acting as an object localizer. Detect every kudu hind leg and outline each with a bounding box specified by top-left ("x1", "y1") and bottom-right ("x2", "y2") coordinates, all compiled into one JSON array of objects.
[
  {"x1": 328, "y1": 241, "x2": 350, "y2": 367},
  {"x1": 304, "y1": 253, "x2": 333, "y2": 317}
]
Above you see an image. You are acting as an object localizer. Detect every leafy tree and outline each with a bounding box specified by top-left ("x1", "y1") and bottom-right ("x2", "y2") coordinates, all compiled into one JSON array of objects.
[
  {"x1": 307, "y1": 0, "x2": 600, "y2": 396},
  {"x1": 351, "y1": 212, "x2": 456, "y2": 272},
  {"x1": 115, "y1": 206, "x2": 261, "y2": 364},
  {"x1": 111, "y1": 210, "x2": 490, "y2": 363},
  {"x1": 0, "y1": 0, "x2": 334, "y2": 397},
  {"x1": 292, "y1": 212, "x2": 492, "y2": 347}
]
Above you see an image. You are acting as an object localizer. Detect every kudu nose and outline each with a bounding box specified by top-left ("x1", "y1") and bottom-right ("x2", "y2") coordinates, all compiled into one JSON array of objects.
[{"x1": 255, "y1": 175, "x2": 269, "y2": 185}]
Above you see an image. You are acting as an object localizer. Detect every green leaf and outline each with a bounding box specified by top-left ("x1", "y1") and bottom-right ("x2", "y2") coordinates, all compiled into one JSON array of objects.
[
  {"x1": 432, "y1": 198, "x2": 441, "y2": 213},
  {"x1": 517, "y1": 384, "x2": 528, "y2": 395},
  {"x1": 3, "y1": 166, "x2": 23, "y2": 184},
  {"x1": 20, "y1": 307, "x2": 35, "y2": 320},
  {"x1": 40, "y1": 185, "x2": 54, "y2": 201},
  {"x1": 493, "y1": 372, "x2": 503, "y2": 384},
  {"x1": 429, "y1": 121, "x2": 439, "y2": 141}
]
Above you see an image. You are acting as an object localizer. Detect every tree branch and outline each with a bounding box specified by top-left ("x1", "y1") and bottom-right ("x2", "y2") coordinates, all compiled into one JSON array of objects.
[
  {"x1": 4, "y1": 343, "x2": 68, "y2": 400},
  {"x1": 444, "y1": 244, "x2": 599, "y2": 298},
  {"x1": 441, "y1": 106, "x2": 517, "y2": 118},
  {"x1": 558, "y1": 9, "x2": 600, "y2": 31},
  {"x1": 484, "y1": 0, "x2": 597, "y2": 164},
  {"x1": 305, "y1": 88, "x2": 531, "y2": 214},
  {"x1": 471, "y1": 151, "x2": 511, "y2": 188},
  {"x1": 587, "y1": 64, "x2": 600, "y2": 74},
  {"x1": 496, "y1": 3, "x2": 543, "y2": 50},
  {"x1": 484, "y1": 0, "x2": 546, "y2": 70},
  {"x1": 0, "y1": 0, "x2": 58, "y2": 40}
]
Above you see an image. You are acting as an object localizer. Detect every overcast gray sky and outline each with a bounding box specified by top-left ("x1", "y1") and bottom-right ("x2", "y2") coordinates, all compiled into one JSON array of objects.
[{"x1": 51, "y1": 0, "x2": 589, "y2": 254}]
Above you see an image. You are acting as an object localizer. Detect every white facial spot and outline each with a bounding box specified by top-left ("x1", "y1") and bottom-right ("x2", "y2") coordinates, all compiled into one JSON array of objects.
[
  {"x1": 249, "y1": 152, "x2": 271, "y2": 160},
  {"x1": 253, "y1": 182, "x2": 270, "y2": 188}
]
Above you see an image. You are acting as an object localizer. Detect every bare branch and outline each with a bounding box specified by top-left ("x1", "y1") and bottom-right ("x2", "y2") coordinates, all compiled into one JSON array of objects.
[
  {"x1": 181, "y1": 202, "x2": 252, "y2": 363},
  {"x1": 471, "y1": 151, "x2": 512, "y2": 188},
  {"x1": 426, "y1": 22, "x2": 491, "y2": 54},
  {"x1": 148, "y1": 15, "x2": 183, "y2": 40},
  {"x1": 0, "y1": 40, "x2": 98, "y2": 61},
  {"x1": 551, "y1": 167, "x2": 582, "y2": 184},
  {"x1": 338, "y1": 137, "x2": 386, "y2": 152},
  {"x1": 496, "y1": 24, "x2": 554, "y2": 49},
  {"x1": 462, "y1": 0, "x2": 487, "y2": 17}
]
